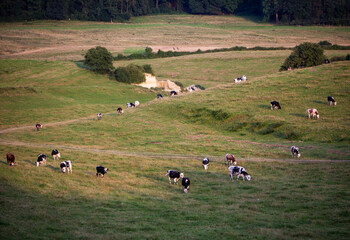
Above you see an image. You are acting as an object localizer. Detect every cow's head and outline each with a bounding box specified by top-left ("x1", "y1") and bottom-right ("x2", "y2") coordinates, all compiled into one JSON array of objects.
[
  {"x1": 297, "y1": 153, "x2": 301, "y2": 158},
  {"x1": 180, "y1": 173, "x2": 184, "y2": 178},
  {"x1": 246, "y1": 175, "x2": 251, "y2": 181},
  {"x1": 203, "y1": 164, "x2": 208, "y2": 170},
  {"x1": 61, "y1": 167, "x2": 67, "y2": 173},
  {"x1": 184, "y1": 188, "x2": 188, "y2": 193}
]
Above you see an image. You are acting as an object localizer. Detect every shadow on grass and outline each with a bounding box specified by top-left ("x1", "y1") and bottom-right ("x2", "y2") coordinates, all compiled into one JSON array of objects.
[
  {"x1": 312, "y1": 100, "x2": 327, "y2": 105},
  {"x1": 46, "y1": 165, "x2": 60, "y2": 171},
  {"x1": 0, "y1": 160, "x2": 8, "y2": 165},
  {"x1": 24, "y1": 160, "x2": 36, "y2": 166},
  {"x1": 258, "y1": 104, "x2": 270, "y2": 109},
  {"x1": 290, "y1": 113, "x2": 306, "y2": 118}
]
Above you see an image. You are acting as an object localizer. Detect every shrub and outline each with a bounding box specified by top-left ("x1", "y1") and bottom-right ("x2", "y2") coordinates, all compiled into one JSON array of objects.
[
  {"x1": 84, "y1": 46, "x2": 114, "y2": 74},
  {"x1": 113, "y1": 64, "x2": 146, "y2": 84},
  {"x1": 142, "y1": 64, "x2": 154, "y2": 75},
  {"x1": 280, "y1": 42, "x2": 326, "y2": 71},
  {"x1": 318, "y1": 40, "x2": 332, "y2": 46}
]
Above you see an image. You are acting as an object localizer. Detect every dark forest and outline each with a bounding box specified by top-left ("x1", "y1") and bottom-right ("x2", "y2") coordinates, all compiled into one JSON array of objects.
[{"x1": 1, "y1": 0, "x2": 349, "y2": 25}]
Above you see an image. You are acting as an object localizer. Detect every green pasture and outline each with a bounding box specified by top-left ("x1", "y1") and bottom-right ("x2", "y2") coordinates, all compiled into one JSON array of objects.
[
  {"x1": 0, "y1": 145, "x2": 349, "y2": 239},
  {"x1": 0, "y1": 16, "x2": 350, "y2": 239}
]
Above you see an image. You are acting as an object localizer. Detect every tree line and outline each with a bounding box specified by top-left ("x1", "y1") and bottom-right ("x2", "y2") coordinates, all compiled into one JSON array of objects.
[{"x1": 0, "y1": 0, "x2": 349, "y2": 25}]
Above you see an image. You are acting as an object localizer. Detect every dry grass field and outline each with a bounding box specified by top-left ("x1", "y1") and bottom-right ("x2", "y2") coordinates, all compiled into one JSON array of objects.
[
  {"x1": 0, "y1": 15, "x2": 350, "y2": 240},
  {"x1": 0, "y1": 15, "x2": 349, "y2": 60}
]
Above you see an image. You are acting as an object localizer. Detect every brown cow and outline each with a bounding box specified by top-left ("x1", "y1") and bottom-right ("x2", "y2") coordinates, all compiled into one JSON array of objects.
[
  {"x1": 225, "y1": 154, "x2": 237, "y2": 165},
  {"x1": 6, "y1": 152, "x2": 15, "y2": 166}
]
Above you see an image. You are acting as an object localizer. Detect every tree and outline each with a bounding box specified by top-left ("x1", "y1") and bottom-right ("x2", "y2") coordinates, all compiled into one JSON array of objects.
[
  {"x1": 280, "y1": 42, "x2": 326, "y2": 71},
  {"x1": 113, "y1": 64, "x2": 146, "y2": 84},
  {"x1": 84, "y1": 46, "x2": 114, "y2": 74}
]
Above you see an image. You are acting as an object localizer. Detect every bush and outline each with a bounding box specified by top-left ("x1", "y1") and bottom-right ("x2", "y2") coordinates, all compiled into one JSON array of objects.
[
  {"x1": 84, "y1": 46, "x2": 114, "y2": 74},
  {"x1": 318, "y1": 40, "x2": 332, "y2": 46},
  {"x1": 142, "y1": 64, "x2": 154, "y2": 75},
  {"x1": 113, "y1": 64, "x2": 146, "y2": 84},
  {"x1": 280, "y1": 42, "x2": 326, "y2": 71}
]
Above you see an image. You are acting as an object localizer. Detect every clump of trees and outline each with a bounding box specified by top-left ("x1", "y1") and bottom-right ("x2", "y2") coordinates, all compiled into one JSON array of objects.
[
  {"x1": 1, "y1": 0, "x2": 349, "y2": 25},
  {"x1": 112, "y1": 64, "x2": 154, "y2": 84},
  {"x1": 84, "y1": 46, "x2": 114, "y2": 74},
  {"x1": 280, "y1": 42, "x2": 326, "y2": 71}
]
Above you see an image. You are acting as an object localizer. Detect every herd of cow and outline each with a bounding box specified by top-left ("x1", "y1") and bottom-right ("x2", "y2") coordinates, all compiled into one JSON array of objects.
[{"x1": 4, "y1": 88, "x2": 338, "y2": 194}]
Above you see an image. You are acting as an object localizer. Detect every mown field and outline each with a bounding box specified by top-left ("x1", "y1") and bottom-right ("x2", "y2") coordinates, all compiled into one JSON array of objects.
[{"x1": 1, "y1": 15, "x2": 350, "y2": 239}]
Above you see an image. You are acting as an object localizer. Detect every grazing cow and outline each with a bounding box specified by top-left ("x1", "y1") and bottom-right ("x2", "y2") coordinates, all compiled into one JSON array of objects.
[
  {"x1": 202, "y1": 157, "x2": 209, "y2": 170},
  {"x1": 36, "y1": 123, "x2": 42, "y2": 131},
  {"x1": 270, "y1": 101, "x2": 281, "y2": 110},
  {"x1": 96, "y1": 165, "x2": 108, "y2": 177},
  {"x1": 60, "y1": 160, "x2": 72, "y2": 173},
  {"x1": 127, "y1": 102, "x2": 135, "y2": 108},
  {"x1": 242, "y1": 75, "x2": 247, "y2": 81},
  {"x1": 6, "y1": 152, "x2": 15, "y2": 166},
  {"x1": 182, "y1": 177, "x2": 190, "y2": 193},
  {"x1": 157, "y1": 94, "x2": 163, "y2": 99},
  {"x1": 165, "y1": 170, "x2": 184, "y2": 184},
  {"x1": 117, "y1": 107, "x2": 124, "y2": 114},
  {"x1": 307, "y1": 108, "x2": 319, "y2": 119},
  {"x1": 135, "y1": 101, "x2": 140, "y2": 107},
  {"x1": 51, "y1": 149, "x2": 61, "y2": 161},
  {"x1": 97, "y1": 113, "x2": 102, "y2": 120},
  {"x1": 225, "y1": 154, "x2": 237, "y2": 165},
  {"x1": 170, "y1": 91, "x2": 177, "y2": 96},
  {"x1": 37, "y1": 154, "x2": 47, "y2": 167},
  {"x1": 291, "y1": 146, "x2": 301, "y2": 158},
  {"x1": 327, "y1": 96, "x2": 337, "y2": 106},
  {"x1": 324, "y1": 59, "x2": 330, "y2": 64},
  {"x1": 228, "y1": 166, "x2": 251, "y2": 181},
  {"x1": 233, "y1": 77, "x2": 242, "y2": 83}
]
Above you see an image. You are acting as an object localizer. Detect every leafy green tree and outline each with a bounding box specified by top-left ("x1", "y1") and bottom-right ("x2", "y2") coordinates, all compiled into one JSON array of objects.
[
  {"x1": 280, "y1": 42, "x2": 326, "y2": 71},
  {"x1": 113, "y1": 64, "x2": 146, "y2": 84},
  {"x1": 84, "y1": 46, "x2": 114, "y2": 73}
]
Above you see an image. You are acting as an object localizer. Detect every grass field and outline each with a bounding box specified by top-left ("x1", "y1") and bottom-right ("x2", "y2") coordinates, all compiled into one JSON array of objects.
[{"x1": 0, "y1": 15, "x2": 350, "y2": 239}]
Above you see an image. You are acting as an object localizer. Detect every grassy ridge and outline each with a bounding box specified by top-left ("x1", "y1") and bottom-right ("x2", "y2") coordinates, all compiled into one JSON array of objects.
[{"x1": 0, "y1": 145, "x2": 349, "y2": 239}]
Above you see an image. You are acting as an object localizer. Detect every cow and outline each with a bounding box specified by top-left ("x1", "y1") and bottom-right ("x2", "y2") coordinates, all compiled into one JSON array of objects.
[
  {"x1": 127, "y1": 102, "x2": 135, "y2": 108},
  {"x1": 182, "y1": 177, "x2": 190, "y2": 193},
  {"x1": 270, "y1": 101, "x2": 281, "y2": 110},
  {"x1": 291, "y1": 146, "x2": 301, "y2": 158},
  {"x1": 170, "y1": 91, "x2": 177, "y2": 96},
  {"x1": 228, "y1": 166, "x2": 251, "y2": 181},
  {"x1": 97, "y1": 113, "x2": 102, "y2": 120},
  {"x1": 36, "y1": 123, "x2": 42, "y2": 131},
  {"x1": 96, "y1": 165, "x2": 108, "y2": 177},
  {"x1": 202, "y1": 157, "x2": 209, "y2": 170},
  {"x1": 135, "y1": 101, "x2": 140, "y2": 107},
  {"x1": 327, "y1": 96, "x2": 337, "y2": 106},
  {"x1": 157, "y1": 94, "x2": 163, "y2": 99},
  {"x1": 60, "y1": 160, "x2": 72, "y2": 173},
  {"x1": 117, "y1": 107, "x2": 124, "y2": 114},
  {"x1": 307, "y1": 108, "x2": 319, "y2": 119},
  {"x1": 225, "y1": 154, "x2": 237, "y2": 165},
  {"x1": 6, "y1": 152, "x2": 15, "y2": 166},
  {"x1": 242, "y1": 75, "x2": 247, "y2": 81},
  {"x1": 233, "y1": 77, "x2": 242, "y2": 83},
  {"x1": 165, "y1": 170, "x2": 184, "y2": 184},
  {"x1": 37, "y1": 154, "x2": 47, "y2": 167},
  {"x1": 51, "y1": 149, "x2": 61, "y2": 161},
  {"x1": 324, "y1": 59, "x2": 330, "y2": 64}
]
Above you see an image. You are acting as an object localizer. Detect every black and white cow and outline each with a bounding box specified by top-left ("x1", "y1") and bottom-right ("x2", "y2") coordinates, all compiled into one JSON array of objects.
[
  {"x1": 170, "y1": 91, "x2": 177, "y2": 96},
  {"x1": 37, "y1": 154, "x2": 47, "y2": 167},
  {"x1": 202, "y1": 157, "x2": 210, "y2": 170},
  {"x1": 117, "y1": 107, "x2": 124, "y2": 114},
  {"x1": 97, "y1": 113, "x2": 102, "y2": 120},
  {"x1": 127, "y1": 102, "x2": 135, "y2": 108},
  {"x1": 36, "y1": 123, "x2": 42, "y2": 131},
  {"x1": 165, "y1": 170, "x2": 184, "y2": 184},
  {"x1": 327, "y1": 96, "x2": 337, "y2": 106},
  {"x1": 225, "y1": 153, "x2": 237, "y2": 165},
  {"x1": 228, "y1": 165, "x2": 251, "y2": 181},
  {"x1": 291, "y1": 146, "x2": 301, "y2": 158},
  {"x1": 60, "y1": 160, "x2": 72, "y2": 173},
  {"x1": 182, "y1": 177, "x2": 190, "y2": 193},
  {"x1": 270, "y1": 101, "x2": 281, "y2": 110},
  {"x1": 6, "y1": 152, "x2": 15, "y2": 166},
  {"x1": 96, "y1": 165, "x2": 108, "y2": 177},
  {"x1": 157, "y1": 94, "x2": 163, "y2": 99},
  {"x1": 51, "y1": 149, "x2": 61, "y2": 161}
]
